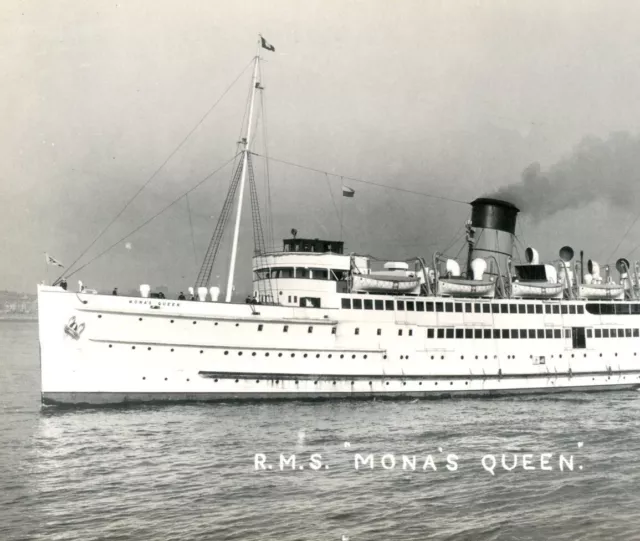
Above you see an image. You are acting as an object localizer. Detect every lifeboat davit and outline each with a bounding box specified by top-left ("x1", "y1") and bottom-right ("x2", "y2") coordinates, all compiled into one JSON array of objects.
[
  {"x1": 511, "y1": 281, "x2": 563, "y2": 299},
  {"x1": 351, "y1": 273, "x2": 420, "y2": 293},
  {"x1": 438, "y1": 278, "x2": 495, "y2": 298}
]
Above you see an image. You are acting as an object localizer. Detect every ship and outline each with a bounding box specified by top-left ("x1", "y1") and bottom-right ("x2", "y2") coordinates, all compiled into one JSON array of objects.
[{"x1": 37, "y1": 39, "x2": 640, "y2": 405}]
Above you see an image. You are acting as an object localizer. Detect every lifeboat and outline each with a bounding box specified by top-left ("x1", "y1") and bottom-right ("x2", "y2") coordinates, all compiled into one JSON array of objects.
[
  {"x1": 511, "y1": 281, "x2": 563, "y2": 299},
  {"x1": 351, "y1": 273, "x2": 421, "y2": 293},
  {"x1": 438, "y1": 278, "x2": 495, "y2": 298},
  {"x1": 578, "y1": 283, "x2": 625, "y2": 300}
]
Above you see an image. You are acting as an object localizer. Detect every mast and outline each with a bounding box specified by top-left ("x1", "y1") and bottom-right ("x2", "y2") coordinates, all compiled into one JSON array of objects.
[{"x1": 225, "y1": 41, "x2": 261, "y2": 303}]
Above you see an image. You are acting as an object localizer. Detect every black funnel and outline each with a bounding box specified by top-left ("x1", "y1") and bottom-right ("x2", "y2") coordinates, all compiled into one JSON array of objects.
[{"x1": 470, "y1": 198, "x2": 519, "y2": 235}]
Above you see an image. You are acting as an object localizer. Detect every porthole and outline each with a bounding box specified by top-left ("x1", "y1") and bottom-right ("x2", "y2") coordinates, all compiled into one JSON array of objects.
[
  {"x1": 148, "y1": 347, "x2": 151, "y2": 351},
  {"x1": 171, "y1": 348, "x2": 174, "y2": 352},
  {"x1": 328, "y1": 354, "x2": 332, "y2": 359},
  {"x1": 214, "y1": 322, "x2": 218, "y2": 326},
  {"x1": 352, "y1": 354, "x2": 356, "y2": 359},
  {"x1": 295, "y1": 380, "x2": 299, "y2": 384},
  {"x1": 256, "y1": 379, "x2": 260, "y2": 383},
  {"x1": 383, "y1": 355, "x2": 387, "y2": 359},
  {"x1": 142, "y1": 377, "x2": 146, "y2": 380},
  {"x1": 200, "y1": 350, "x2": 204, "y2": 354},
  {"x1": 276, "y1": 379, "x2": 280, "y2": 383},
  {"x1": 291, "y1": 353, "x2": 295, "y2": 358},
  {"x1": 314, "y1": 381, "x2": 318, "y2": 385},
  {"x1": 278, "y1": 353, "x2": 282, "y2": 357},
  {"x1": 164, "y1": 378, "x2": 167, "y2": 381},
  {"x1": 316, "y1": 354, "x2": 320, "y2": 358},
  {"x1": 238, "y1": 351, "x2": 243, "y2": 356},
  {"x1": 386, "y1": 382, "x2": 389, "y2": 386},
  {"x1": 403, "y1": 382, "x2": 406, "y2": 386},
  {"x1": 600, "y1": 353, "x2": 603, "y2": 357},
  {"x1": 615, "y1": 353, "x2": 618, "y2": 357},
  {"x1": 265, "y1": 352, "x2": 270, "y2": 357},
  {"x1": 419, "y1": 382, "x2": 422, "y2": 386},
  {"x1": 214, "y1": 378, "x2": 218, "y2": 382},
  {"x1": 461, "y1": 356, "x2": 464, "y2": 360},
  {"x1": 364, "y1": 355, "x2": 368, "y2": 359},
  {"x1": 484, "y1": 355, "x2": 487, "y2": 360},
  {"x1": 235, "y1": 379, "x2": 239, "y2": 383},
  {"x1": 440, "y1": 356, "x2": 444, "y2": 360},
  {"x1": 108, "y1": 344, "x2": 112, "y2": 348},
  {"x1": 235, "y1": 323, "x2": 239, "y2": 327},
  {"x1": 192, "y1": 321, "x2": 197, "y2": 325},
  {"x1": 369, "y1": 381, "x2": 372, "y2": 385},
  {"x1": 400, "y1": 355, "x2": 404, "y2": 360},
  {"x1": 224, "y1": 351, "x2": 229, "y2": 355},
  {"x1": 252, "y1": 352, "x2": 256, "y2": 356},
  {"x1": 340, "y1": 354, "x2": 344, "y2": 359},
  {"x1": 132, "y1": 346, "x2": 136, "y2": 350},
  {"x1": 351, "y1": 381, "x2": 354, "y2": 385},
  {"x1": 170, "y1": 320, "x2": 174, "y2": 323},
  {"x1": 435, "y1": 382, "x2": 438, "y2": 386},
  {"x1": 187, "y1": 379, "x2": 190, "y2": 382},
  {"x1": 98, "y1": 315, "x2": 102, "y2": 319},
  {"x1": 465, "y1": 381, "x2": 469, "y2": 385},
  {"x1": 332, "y1": 381, "x2": 336, "y2": 385},
  {"x1": 139, "y1": 318, "x2": 143, "y2": 321},
  {"x1": 431, "y1": 356, "x2": 434, "y2": 360}
]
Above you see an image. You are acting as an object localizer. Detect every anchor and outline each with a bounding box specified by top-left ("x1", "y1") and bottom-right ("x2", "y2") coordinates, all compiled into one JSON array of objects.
[{"x1": 64, "y1": 316, "x2": 85, "y2": 340}]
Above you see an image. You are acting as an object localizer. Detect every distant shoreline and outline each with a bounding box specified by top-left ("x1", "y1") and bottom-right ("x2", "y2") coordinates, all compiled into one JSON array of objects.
[{"x1": 0, "y1": 315, "x2": 37, "y2": 322}]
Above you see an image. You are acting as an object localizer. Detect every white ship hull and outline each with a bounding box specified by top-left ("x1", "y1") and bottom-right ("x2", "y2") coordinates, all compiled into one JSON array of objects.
[{"x1": 38, "y1": 285, "x2": 640, "y2": 405}]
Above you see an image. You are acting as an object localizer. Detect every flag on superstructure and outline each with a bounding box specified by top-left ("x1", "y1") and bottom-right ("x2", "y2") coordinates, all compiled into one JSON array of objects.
[
  {"x1": 45, "y1": 253, "x2": 64, "y2": 267},
  {"x1": 260, "y1": 36, "x2": 275, "y2": 52},
  {"x1": 342, "y1": 186, "x2": 355, "y2": 198}
]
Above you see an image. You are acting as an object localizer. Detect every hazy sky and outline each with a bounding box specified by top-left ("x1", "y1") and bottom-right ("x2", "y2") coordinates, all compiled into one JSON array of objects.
[{"x1": 4, "y1": 0, "x2": 640, "y2": 295}]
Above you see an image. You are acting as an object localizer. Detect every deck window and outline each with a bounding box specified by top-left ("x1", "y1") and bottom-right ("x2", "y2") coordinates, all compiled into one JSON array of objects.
[
  {"x1": 545, "y1": 305, "x2": 552, "y2": 314},
  {"x1": 502, "y1": 329, "x2": 510, "y2": 339},
  {"x1": 397, "y1": 301, "x2": 405, "y2": 311},
  {"x1": 536, "y1": 305, "x2": 543, "y2": 314},
  {"x1": 436, "y1": 302, "x2": 444, "y2": 312},
  {"x1": 416, "y1": 302, "x2": 425, "y2": 312},
  {"x1": 445, "y1": 328, "x2": 453, "y2": 339},
  {"x1": 633, "y1": 305, "x2": 640, "y2": 315},
  {"x1": 564, "y1": 329, "x2": 571, "y2": 338},
  {"x1": 635, "y1": 329, "x2": 640, "y2": 337},
  {"x1": 537, "y1": 329, "x2": 544, "y2": 339},
  {"x1": 355, "y1": 328, "x2": 360, "y2": 335},
  {"x1": 375, "y1": 300, "x2": 384, "y2": 310},
  {"x1": 409, "y1": 329, "x2": 414, "y2": 337},
  {"x1": 527, "y1": 305, "x2": 534, "y2": 314},
  {"x1": 456, "y1": 328, "x2": 464, "y2": 339},
  {"x1": 482, "y1": 304, "x2": 490, "y2": 313},
  {"x1": 595, "y1": 329, "x2": 602, "y2": 338},
  {"x1": 353, "y1": 299, "x2": 362, "y2": 309},
  {"x1": 511, "y1": 329, "x2": 519, "y2": 339},
  {"x1": 553, "y1": 305, "x2": 560, "y2": 314},
  {"x1": 364, "y1": 299, "x2": 373, "y2": 310},
  {"x1": 407, "y1": 301, "x2": 415, "y2": 312},
  {"x1": 398, "y1": 329, "x2": 403, "y2": 336},
  {"x1": 445, "y1": 302, "x2": 454, "y2": 313},
  {"x1": 475, "y1": 329, "x2": 483, "y2": 339},
  {"x1": 520, "y1": 329, "x2": 527, "y2": 339},
  {"x1": 426, "y1": 302, "x2": 434, "y2": 312},
  {"x1": 465, "y1": 329, "x2": 473, "y2": 339},
  {"x1": 577, "y1": 305, "x2": 584, "y2": 314},
  {"x1": 484, "y1": 329, "x2": 491, "y2": 339},
  {"x1": 377, "y1": 328, "x2": 381, "y2": 336},
  {"x1": 604, "y1": 329, "x2": 610, "y2": 338},
  {"x1": 492, "y1": 304, "x2": 500, "y2": 314},
  {"x1": 561, "y1": 305, "x2": 568, "y2": 314},
  {"x1": 308, "y1": 326, "x2": 313, "y2": 334},
  {"x1": 569, "y1": 305, "x2": 576, "y2": 314},
  {"x1": 626, "y1": 329, "x2": 632, "y2": 338},
  {"x1": 501, "y1": 304, "x2": 509, "y2": 314},
  {"x1": 528, "y1": 329, "x2": 536, "y2": 339},
  {"x1": 427, "y1": 328, "x2": 435, "y2": 338},
  {"x1": 518, "y1": 305, "x2": 526, "y2": 314},
  {"x1": 586, "y1": 329, "x2": 592, "y2": 338},
  {"x1": 437, "y1": 328, "x2": 445, "y2": 339},
  {"x1": 385, "y1": 300, "x2": 394, "y2": 310},
  {"x1": 554, "y1": 329, "x2": 561, "y2": 339},
  {"x1": 283, "y1": 325, "x2": 289, "y2": 333},
  {"x1": 509, "y1": 305, "x2": 517, "y2": 314},
  {"x1": 493, "y1": 329, "x2": 500, "y2": 339},
  {"x1": 545, "y1": 329, "x2": 552, "y2": 339},
  {"x1": 610, "y1": 329, "x2": 617, "y2": 338},
  {"x1": 465, "y1": 303, "x2": 472, "y2": 313},
  {"x1": 455, "y1": 303, "x2": 463, "y2": 313}
]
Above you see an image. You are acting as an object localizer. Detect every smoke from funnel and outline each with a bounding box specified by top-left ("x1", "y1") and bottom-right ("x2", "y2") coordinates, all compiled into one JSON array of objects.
[{"x1": 488, "y1": 132, "x2": 640, "y2": 218}]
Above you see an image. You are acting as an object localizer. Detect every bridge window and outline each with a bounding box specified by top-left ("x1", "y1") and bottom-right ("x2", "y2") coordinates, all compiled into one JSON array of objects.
[
  {"x1": 633, "y1": 305, "x2": 640, "y2": 314},
  {"x1": 309, "y1": 268, "x2": 328, "y2": 279},
  {"x1": 341, "y1": 298, "x2": 351, "y2": 309},
  {"x1": 300, "y1": 297, "x2": 320, "y2": 308},
  {"x1": 270, "y1": 267, "x2": 295, "y2": 279},
  {"x1": 353, "y1": 299, "x2": 362, "y2": 309}
]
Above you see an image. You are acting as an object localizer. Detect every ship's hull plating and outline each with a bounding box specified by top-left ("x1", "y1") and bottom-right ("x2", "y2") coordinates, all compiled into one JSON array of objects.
[{"x1": 37, "y1": 285, "x2": 640, "y2": 405}]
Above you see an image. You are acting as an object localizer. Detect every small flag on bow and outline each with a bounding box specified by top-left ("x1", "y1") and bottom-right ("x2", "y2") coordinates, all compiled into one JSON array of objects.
[
  {"x1": 45, "y1": 253, "x2": 64, "y2": 267},
  {"x1": 342, "y1": 186, "x2": 355, "y2": 198},
  {"x1": 260, "y1": 36, "x2": 275, "y2": 52}
]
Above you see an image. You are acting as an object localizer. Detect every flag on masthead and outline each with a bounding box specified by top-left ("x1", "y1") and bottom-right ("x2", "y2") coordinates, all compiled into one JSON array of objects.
[
  {"x1": 342, "y1": 186, "x2": 355, "y2": 198},
  {"x1": 261, "y1": 36, "x2": 275, "y2": 52},
  {"x1": 45, "y1": 253, "x2": 64, "y2": 267}
]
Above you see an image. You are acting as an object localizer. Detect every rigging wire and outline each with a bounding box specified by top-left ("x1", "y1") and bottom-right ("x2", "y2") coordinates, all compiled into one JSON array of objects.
[
  {"x1": 324, "y1": 173, "x2": 341, "y2": 229},
  {"x1": 57, "y1": 57, "x2": 256, "y2": 284},
  {"x1": 185, "y1": 193, "x2": 199, "y2": 271},
  {"x1": 63, "y1": 153, "x2": 241, "y2": 280},
  {"x1": 605, "y1": 212, "x2": 640, "y2": 264},
  {"x1": 250, "y1": 153, "x2": 470, "y2": 205}
]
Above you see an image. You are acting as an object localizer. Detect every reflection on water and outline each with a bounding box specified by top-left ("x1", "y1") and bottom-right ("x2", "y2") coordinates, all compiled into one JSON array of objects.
[{"x1": 2, "y1": 321, "x2": 640, "y2": 540}]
